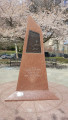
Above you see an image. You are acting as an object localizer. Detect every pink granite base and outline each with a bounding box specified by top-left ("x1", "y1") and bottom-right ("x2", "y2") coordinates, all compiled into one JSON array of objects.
[
  {"x1": 5, "y1": 90, "x2": 58, "y2": 101},
  {"x1": 0, "y1": 81, "x2": 68, "y2": 120}
]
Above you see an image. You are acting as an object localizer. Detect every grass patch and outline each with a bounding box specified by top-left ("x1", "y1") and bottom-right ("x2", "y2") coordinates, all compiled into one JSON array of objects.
[
  {"x1": 56, "y1": 57, "x2": 68, "y2": 63},
  {"x1": 0, "y1": 50, "x2": 16, "y2": 55},
  {"x1": 46, "y1": 57, "x2": 68, "y2": 63},
  {"x1": 0, "y1": 50, "x2": 22, "y2": 55}
]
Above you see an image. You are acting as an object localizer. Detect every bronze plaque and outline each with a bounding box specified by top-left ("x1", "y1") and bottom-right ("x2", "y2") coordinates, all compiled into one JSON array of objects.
[{"x1": 26, "y1": 30, "x2": 41, "y2": 53}]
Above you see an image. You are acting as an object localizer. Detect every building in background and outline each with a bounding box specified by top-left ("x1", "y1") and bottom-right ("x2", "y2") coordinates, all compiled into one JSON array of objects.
[
  {"x1": 64, "y1": 0, "x2": 68, "y2": 5},
  {"x1": 44, "y1": 38, "x2": 68, "y2": 56},
  {"x1": 64, "y1": 39, "x2": 68, "y2": 54}
]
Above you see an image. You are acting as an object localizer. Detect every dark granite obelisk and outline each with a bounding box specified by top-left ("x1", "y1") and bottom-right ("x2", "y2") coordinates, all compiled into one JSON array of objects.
[{"x1": 5, "y1": 16, "x2": 58, "y2": 101}]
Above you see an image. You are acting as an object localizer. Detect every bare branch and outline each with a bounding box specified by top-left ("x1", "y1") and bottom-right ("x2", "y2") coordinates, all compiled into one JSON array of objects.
[{"x1": 0, "y1": 6, "x2": 6, "y2": 13}]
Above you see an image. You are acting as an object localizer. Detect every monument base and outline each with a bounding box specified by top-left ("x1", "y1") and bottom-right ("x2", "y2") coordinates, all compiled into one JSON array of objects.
[{"x1": 5, "y1": 90, "x2": 59, "y2": 101}]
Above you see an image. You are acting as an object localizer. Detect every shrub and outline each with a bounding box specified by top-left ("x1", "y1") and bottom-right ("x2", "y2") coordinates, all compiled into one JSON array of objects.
[
  {"x1": 0, "y1": 44, "x2": 2, "y2": 50},
  {"x1": 17, "y1": 45, "x2": 23, "y2": 53},
  {"x1": 7, "y1": 45, "x2": 15, "y2": 51}
]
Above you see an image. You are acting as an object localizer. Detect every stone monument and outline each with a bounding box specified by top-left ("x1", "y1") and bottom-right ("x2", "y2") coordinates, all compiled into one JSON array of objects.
[{"x1": 5, "y1": 16, "x2": 58, "y2": 101}]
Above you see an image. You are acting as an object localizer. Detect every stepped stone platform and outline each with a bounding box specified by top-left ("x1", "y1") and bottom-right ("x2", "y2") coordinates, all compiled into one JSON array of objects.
[{"x1": 0, "y1": 81, "x2": 68, "y2": 120}]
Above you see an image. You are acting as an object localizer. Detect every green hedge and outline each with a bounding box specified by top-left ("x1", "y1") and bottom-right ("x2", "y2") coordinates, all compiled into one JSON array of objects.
[{"x1": 7, "y1": 45, "x2": 15, "y2": 51}]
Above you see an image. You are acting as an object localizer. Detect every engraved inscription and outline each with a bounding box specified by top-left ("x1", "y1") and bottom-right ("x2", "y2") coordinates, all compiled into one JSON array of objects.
[
  {"x1": 24, "y1": 67, "x2": 41, "y2": 82},
  {"x1": 26, "y1": 30, "x2": 41, "y2": 53}
]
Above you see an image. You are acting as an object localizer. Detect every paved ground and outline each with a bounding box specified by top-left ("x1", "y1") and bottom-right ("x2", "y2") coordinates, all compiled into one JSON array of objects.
[
  {"x1": 0, "y1": 67, "x2": 68, "y2": 120},
  {"x1": 0, "y1": 66, "x2": 68, "y2": 87}
]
